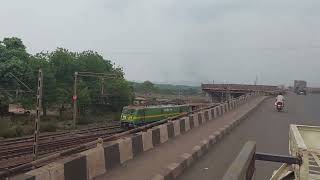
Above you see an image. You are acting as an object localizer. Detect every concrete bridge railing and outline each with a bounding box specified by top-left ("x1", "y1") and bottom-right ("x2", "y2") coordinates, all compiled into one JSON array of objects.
[
  {"x1": 222, "y1": 141, "x2": 256, "y2": 180},
  {"x1": 11, "y1": 93, "x2": 261, "y2": 180},
  {"x1": 202, "y1": 84, "x2": 280, "y2": 92}
]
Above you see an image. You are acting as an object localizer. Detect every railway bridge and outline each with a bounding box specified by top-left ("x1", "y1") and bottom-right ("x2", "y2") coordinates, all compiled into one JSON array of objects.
[{"x1": 2, "y1": 90, "x2": 319, "y2": 180}]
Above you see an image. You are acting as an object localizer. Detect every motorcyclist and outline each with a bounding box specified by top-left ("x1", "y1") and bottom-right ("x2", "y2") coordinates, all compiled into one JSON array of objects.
[{"x1": 275, "y1": 92, "x2": 285, "y2": 106}]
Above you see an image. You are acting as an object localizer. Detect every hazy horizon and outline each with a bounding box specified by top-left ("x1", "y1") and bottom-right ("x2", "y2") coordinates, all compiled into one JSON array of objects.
[{"x1": 1, "y1": 0, "x2": 320, "y2": 86}]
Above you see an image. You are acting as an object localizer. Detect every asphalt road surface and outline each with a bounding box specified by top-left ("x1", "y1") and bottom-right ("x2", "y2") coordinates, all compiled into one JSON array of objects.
[{"x1": 178, "y1": 92, "x2": 320, "y2": 180}]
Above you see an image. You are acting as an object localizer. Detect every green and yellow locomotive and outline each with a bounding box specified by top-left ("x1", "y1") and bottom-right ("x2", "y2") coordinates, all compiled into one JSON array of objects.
[{"x1": 120, "y1": 105, "x2": 191, "y2": 128}]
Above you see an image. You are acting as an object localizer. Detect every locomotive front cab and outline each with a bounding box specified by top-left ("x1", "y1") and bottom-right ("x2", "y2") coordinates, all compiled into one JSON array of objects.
[{"x1": 120, "y1": 107, "x2": 137, "y2": 129}]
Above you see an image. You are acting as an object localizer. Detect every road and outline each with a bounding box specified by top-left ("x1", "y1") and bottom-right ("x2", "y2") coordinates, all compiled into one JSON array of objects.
[{"x1": 178, "y1": 92, "x2": 320, "y2": 180}]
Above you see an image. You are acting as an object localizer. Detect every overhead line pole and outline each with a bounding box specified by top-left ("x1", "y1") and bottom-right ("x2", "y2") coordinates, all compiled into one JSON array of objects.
[
  {"x1": 73, "y1": 72, "x2": 78, "y2": 129},
  {"x1": 72, "y1": 72, "x2": 119, "y2": 129},
  {"x1": 33, "y1": 69, "x2": 43, "y2": 161}
]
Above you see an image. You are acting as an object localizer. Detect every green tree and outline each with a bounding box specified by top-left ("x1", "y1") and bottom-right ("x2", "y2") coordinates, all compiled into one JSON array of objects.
[
  {"x1": 30, "y1": 48, "x2": 77, "y2": 116},
  {"x1": 28, "y1": 54, "x2": 57, "y2": 115},
  {"x1": 1, "y1": 37, "x2": 133, "y2": 123},
  {"x1": 0, "y1": 37, "x2": 33, "y2": 104},
  {"x1": 0, "y1": 37, "x2": 29, "y2": 63},
  {"x1": 107, "y1": 80, "x2": 133, "y2": 111},
  {"x1": 140, "y1": 81, "x2": 157, "y2": 94}
]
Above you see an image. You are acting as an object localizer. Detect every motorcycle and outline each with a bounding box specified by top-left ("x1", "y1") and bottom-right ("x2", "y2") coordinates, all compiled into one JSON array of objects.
[{"x1": 275, "y1": 101, "x2": 284, "y2": 112}]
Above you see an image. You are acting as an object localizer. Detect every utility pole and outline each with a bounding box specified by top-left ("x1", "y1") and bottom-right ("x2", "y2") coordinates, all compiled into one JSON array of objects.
[
  {"x1": 72, "y1": 72, "x2": 118, "y2": 129},
  {"x1": 101, "y1": 77, "x2": 105, "y2": 96},
  {"x1": 226, "y1": 84, "x2": 231, "y2": 102},
  {"x1": 33, "y1": 69, "x2": 43, "y2": 161},
  {"x1": 73, "y1": 72, "x2": 78, "y2": 129},
  {"x1": 15, "y1": 89, "x2": 19, "y2": 101},
  {"x1": 101, "y1": 78, "x2": 105, "y2": 104},
  {"x1": 254, "y1": 75, "x2": 258, "y2": 85}
]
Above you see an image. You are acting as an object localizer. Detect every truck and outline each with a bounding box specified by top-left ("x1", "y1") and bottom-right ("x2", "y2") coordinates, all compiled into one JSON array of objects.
[
  {"x1": 294, "y1": 80, "x2": 307, "y2": 95},
  {"x1": 270, "y1": 124, "x2": 320, "y2": 179},
  {"x1": 223, "y1": 124, "x2": 320, "y2": 180}
]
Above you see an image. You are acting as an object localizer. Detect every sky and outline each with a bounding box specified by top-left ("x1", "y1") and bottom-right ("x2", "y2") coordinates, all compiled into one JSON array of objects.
[{"x1": 1, "y1": 0, "x2": 320, "y2": 86}]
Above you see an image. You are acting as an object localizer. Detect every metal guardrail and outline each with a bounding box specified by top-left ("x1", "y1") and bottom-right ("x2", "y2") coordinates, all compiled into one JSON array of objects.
[
  {"x1": 255, "y1": 153, "x2": 301, "y2": 165},
  {"x1": 222, "y1": 141, "x2": 301, "y2": 180}
]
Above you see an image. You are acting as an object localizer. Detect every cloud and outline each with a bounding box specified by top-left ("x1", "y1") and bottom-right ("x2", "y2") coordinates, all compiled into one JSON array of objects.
[{"x1": 1, "y1": 0, "x2": 320, "y2": 86}]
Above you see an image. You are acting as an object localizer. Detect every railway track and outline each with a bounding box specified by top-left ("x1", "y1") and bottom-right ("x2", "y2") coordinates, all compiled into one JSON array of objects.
[
  {"x1": 0, "y1": 121, "x2": 120, "y2": 145},
  {"x1": 0, "y1": 122, "x2": 124, "y2": 170},
  {"x1": 0, "y1": 123, "x2": 119, "y2": 151}
]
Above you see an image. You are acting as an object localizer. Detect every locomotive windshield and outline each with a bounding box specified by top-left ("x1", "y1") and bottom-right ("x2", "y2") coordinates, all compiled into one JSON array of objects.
[{"x1": 122, "y1": 108, "x2": 135, "y2": 115}]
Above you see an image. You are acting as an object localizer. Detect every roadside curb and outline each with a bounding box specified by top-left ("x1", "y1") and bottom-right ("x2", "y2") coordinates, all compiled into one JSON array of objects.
[{"x1": 150, "y1": 96, "x2": 268, "y2": 180}]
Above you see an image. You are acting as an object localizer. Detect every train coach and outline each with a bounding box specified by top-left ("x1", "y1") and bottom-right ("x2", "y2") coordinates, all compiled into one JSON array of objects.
[{"x1": 120, "y1": 104, "x2": 192, "y2": 128}]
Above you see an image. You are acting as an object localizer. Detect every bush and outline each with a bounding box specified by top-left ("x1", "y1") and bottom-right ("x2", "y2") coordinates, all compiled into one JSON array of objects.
[
  {"x1": 0, "y1": 118, "x2": 57, "y2": 138},
  {"x1": 14, "y1": 125, "x2": 24, "y2": 136},
  {"x1": 62, "y1": 120, "x2": 73, "y2": 130},
  {"x1": 0, "y1": 119, "x2": 13, "y2": 138},
  {"x1": 22, "y1": 125, "x2": 34, "y2": 135},
  {"x1": 0, "y1": 127, "x2": 17, "y2": 138},
  {"x1": 40, "y1": 121, "x2": 57, "y2": 132},
  {"x1": 77, "y1": 117, "x2": 90, "y2": 125}
]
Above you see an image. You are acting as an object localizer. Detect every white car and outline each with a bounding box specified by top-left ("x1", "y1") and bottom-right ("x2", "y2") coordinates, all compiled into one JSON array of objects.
[{"x1": 9, "y1": 104, "x2": 31, "y2": 115}]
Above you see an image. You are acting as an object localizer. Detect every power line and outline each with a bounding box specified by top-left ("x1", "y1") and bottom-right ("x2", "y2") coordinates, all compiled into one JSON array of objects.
[{"x1": 8, "y1": 73, "x2": 32, "y2": 92}]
